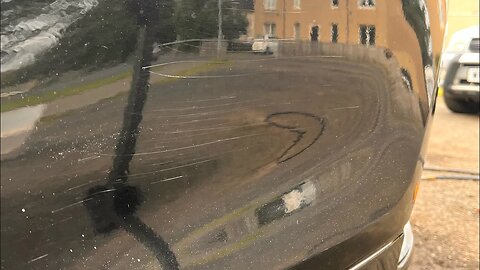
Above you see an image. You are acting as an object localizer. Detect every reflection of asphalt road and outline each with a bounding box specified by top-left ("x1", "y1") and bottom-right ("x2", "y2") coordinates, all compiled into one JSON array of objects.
[
  {"x1": 1, "y1": 54, "x2": 422, "y2": 269},
  {"x1": 40, "y1": 60, "x2": 221, "y2": 117}
]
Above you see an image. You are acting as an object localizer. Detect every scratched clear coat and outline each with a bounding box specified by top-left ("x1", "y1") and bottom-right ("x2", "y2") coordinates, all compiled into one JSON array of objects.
[{"x1": 0, "y1": 0, "x2": 445, "y2": 269}]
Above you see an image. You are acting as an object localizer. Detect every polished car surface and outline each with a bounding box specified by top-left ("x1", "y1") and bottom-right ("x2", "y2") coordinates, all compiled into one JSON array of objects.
[{"x1": 1, "y1": 0, "x2": 445, "y2": 269}]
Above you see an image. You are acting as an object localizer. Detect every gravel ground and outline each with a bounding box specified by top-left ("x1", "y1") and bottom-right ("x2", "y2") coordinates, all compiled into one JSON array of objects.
[{"x1": 410, "y1": 97, "x2": 479, "y2": 269}]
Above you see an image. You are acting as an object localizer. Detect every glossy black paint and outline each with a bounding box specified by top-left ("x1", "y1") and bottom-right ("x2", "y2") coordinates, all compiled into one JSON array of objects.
[{"x1": 1, "y1": 0, "x2": 445, "y2": 269}]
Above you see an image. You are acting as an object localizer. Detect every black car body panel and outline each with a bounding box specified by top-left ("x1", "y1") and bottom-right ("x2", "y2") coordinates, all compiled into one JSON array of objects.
[{"x1": 1, "y1": 0, "x2": 445, "y2": 269}]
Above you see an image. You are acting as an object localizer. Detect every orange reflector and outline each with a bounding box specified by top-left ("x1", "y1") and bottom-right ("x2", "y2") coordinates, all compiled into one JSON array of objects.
[{"x1": 413, "y1": 182, "x2": 420, "y2": 203}]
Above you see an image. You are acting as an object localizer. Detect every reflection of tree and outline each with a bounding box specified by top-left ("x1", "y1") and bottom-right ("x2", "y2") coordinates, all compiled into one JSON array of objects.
[
  {"x1": 401, "y1": 0, "x2": 433, "y2": 125},
  {"x1": 2, "y1": 0, "x2": 176, "y2": 88},
  {"x1": 2, "y1": 0, "x2": 249, "y2": 88},
  {"x1": 82, "y1": 1, "x2": 179, "y2": 269},
  {"x1": 174, "y1": 0, "x2": 248, "y2": 41},
  {"x1": 6, "y1": 0, "x2": 137, "y2": 86},
  {"x1": 401, "y1": 0, "x2": 433, "y2": 67}
]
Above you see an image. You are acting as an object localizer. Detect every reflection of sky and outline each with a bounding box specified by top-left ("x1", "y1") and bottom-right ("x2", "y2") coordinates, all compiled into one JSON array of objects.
[{"x1": 1, "y1": 104, "x2": 45, "y2": 155}]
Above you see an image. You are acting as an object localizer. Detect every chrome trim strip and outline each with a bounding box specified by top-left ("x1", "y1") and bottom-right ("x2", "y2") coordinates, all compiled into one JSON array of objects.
[
  {"x1": 348, "y1": 237, "x2": 397, "y2": 270},
  {"x1": 398, "y1": 222, "x2": 414, "y2": 269},
  {"x1": 348, "y1": 222, "x2": 413, "y2": 270}
]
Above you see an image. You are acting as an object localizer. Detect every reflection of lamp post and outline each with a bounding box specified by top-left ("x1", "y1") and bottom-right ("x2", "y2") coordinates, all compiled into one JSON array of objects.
[
  {"x1": 346, "y1": 0, "x2": 350, "y2": 43},
  {"x1": 217, "y1": 0, "x2": 223, "y2": 58},
  {"x1": 83, "y1": 1, "x2": 180, "y2": 269},
  {"x1": 283, "y1": 0, "x2": 286, "y2": 38}
]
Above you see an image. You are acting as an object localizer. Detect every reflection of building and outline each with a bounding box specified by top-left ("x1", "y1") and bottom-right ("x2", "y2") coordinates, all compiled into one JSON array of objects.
[
  {"x1": 253, "y1": 0, "x2": 446, "y2": 117},
  {"x1": 253, "y1": 0, "x2": 444, "y2": 53},
  {"x1": 254, "y1": 0, "x2": 385, "y2": 44}
]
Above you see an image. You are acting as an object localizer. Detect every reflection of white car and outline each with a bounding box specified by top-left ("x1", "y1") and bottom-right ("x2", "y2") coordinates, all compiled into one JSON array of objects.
[
  {"x1": 442, "y1": 25, "x2": 479, "y2": 113},
  {"x1": 252, "y1": 37, "x2": 279, "y2": 54},
  {"x1": 439, "y1": 25, "x2": 479, "y2": 87}
]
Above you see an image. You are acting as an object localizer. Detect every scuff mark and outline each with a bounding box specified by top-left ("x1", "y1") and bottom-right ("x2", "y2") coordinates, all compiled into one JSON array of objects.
[
  {"x1": 98, "y1": 133, "x2": 266, "y2": 157},
  {"x1": 51, "y1": 198, "x2": 93, "y2": 214},
  {"x1": 152, "y1": 98, "x2": 289, "y2": 112},
  {"x1": 330, "y1": 105, "x2": 360, "y2": 110},
  {"x1": 77, "y1": 155, "x2": 101, "y2": 162},
  {"x1": 65, "y1": 179, "x2": 102, "y2": 192},
  {"x1": 256, "y1": 181, "x2": 317, "y2": 225},
  {"x1": 266, "y1": 112, "x2": 326, "y2": 163},
  {"x1": 157, "y1": 117, "x2": 225, "y2": 126},
  {"x1": 184, "y1": 96, "x2": 237, "y2": 103},
  {"x1": 149, "y1": 98, "x2": 313, "y2": 118},
  {"x1": 27, "y1": 254, "x2": 49, "y2": 264},
  {"x1": 282, "y1": 181, "x2": 316, "y2": 213},
  {"x1": 128, "y1": 160, "x2": 212, "y2": 178},
  {"x1": 163, "y1": 122, "x2": 267, "y2": 134}
]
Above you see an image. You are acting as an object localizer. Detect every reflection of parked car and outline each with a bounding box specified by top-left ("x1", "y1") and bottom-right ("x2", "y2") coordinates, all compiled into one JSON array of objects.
[
  {"x1": 442, "y1": 26, "x2": 479, "y2": 113},
  {"x1": 252, "y1": 36, "x2": 279, "y2": 54},
  {"x1": 228, "y1": 40, "x2": 254, "y2": 52},
  {"x1": 439, "y1": 26, "x2": 479, "y2": 86}
]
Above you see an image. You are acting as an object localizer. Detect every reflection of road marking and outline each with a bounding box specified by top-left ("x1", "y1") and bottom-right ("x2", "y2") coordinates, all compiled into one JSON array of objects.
[
  {"x1": 143, "y1": 55, "x2": 344, "y2": 70},
  {"x1": 149, "y1": 70, "x2": 249, "y2": 79},
  {"x1": 150, "y1": 175, "x2": 184, "y2": 185}
]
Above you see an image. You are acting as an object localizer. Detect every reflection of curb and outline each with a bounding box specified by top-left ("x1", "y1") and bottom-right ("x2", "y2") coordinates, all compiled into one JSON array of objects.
[{"x1": 2, "y1": 61, "x2": 226, "y2": 114}]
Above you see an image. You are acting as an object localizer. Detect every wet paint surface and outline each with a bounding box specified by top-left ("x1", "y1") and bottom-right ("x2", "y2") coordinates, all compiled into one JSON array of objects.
[{"x1": 1, "y1": 0, "x2": 445, "y2": 269}]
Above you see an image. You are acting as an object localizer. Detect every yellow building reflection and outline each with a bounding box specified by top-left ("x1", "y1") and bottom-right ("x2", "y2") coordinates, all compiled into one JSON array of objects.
[{"x1": 251, "y1": 0, "x2": 446, "y2": 107}]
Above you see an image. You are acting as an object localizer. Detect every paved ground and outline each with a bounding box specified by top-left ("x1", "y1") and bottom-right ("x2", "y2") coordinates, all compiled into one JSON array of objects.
[{"x1": 410, "y1": 97, "x2": 479, "y2": 269}]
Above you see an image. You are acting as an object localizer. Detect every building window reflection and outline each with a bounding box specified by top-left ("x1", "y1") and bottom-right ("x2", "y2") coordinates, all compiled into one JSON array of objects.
[
  {"x1": 359, "y1": 0, "x2": 375, "y2": 8},
  {"x1": 294, "y1": 23, "x2": 301, "y2": 40},
  {"x1": 331, "y1": 23, "x2": 339, "y2": 43},
  {"x1": 294, "y1": 0, "x2": 301, "y2": 10},
  {"x1": 359, "y1": 24, "x2": 376, "y2": 45},
  {"x1": 264, "y1": 0, "x2": 277, "y2": 10},
  {"x1": 264, "y1": 23, "x2": 277, "y2": 37}
]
